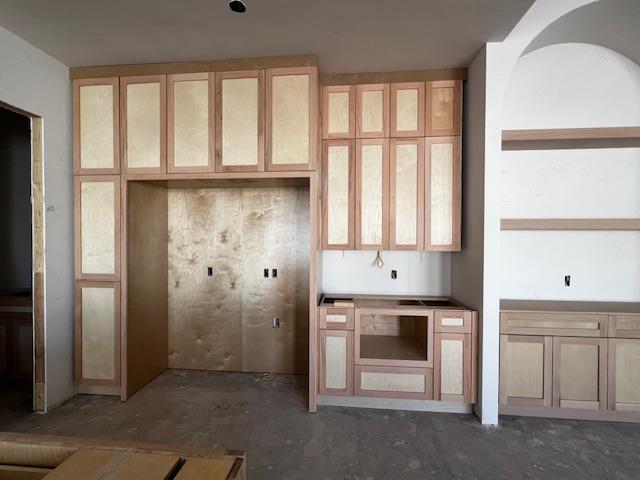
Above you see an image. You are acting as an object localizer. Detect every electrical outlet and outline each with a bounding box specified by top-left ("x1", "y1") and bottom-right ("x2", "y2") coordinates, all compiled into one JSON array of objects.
[
  {"x1": 207, "y1": 267, "x2": 213, "y2": 277},
  {"x1": 391, "y1": 270, "x2": 397, "y2": 279},
  {"x1": 272, "y1": 268, "x2": 278, "y2": 278},
  {"x1": 264, "y1": 268, "x2": 269, "y2": 278},
  {"x1": 272, "y1": 318, "x2": 280, "y2": 328},
  {"x1": 565, "y1": 275, "x2": 571, "y2": 287}
]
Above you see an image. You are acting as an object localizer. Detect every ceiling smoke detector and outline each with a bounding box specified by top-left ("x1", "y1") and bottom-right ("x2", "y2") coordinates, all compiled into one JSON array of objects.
[{"x1": 229, "y1": 0, "x2": 247, "y2": 13}]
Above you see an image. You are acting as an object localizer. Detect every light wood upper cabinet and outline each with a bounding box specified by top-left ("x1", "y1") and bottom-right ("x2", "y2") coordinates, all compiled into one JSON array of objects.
[
  {"x1": 215, "y1": 70, "x2": 265, "y2": 172},
  {"x1": 356, "y1": 84, "x2": 389, "y2": 138},
  {"x1": 323, "y1": 85, "x2": 355, "y2": 139},
  {"x1": 121, "y1": 75, "x2": 167, "y2": 173},
  {"x1": 319, "y1": 330, "x2": 354, "y2": 395},
  {"x1": 608, "y1": 339, "x2": 640, "y2": 412},
  {"x1": 266, "y1": 66, "x2": 318, "y2": 171},
  {"x1": 426, "y1": 80, "x2": 462, "y2": 137},
  {"x1": 390, "y1": 82, "x2": 425, "y2": 137},
  {"x1": 75, "y1": 176, "x2": 120, "y2": 281},
  {"x1": 75, "y1": 281, "x2": 120, "y2": 387},
  {"x1": 425, "y1": 136, "x2": 461, "y2": 251},
  {"x1": 355, "y1": 139, "x2": 389, "y2": 250},
  {"x1": 167, "y1": 73, "x2": 214, "y2": 173},
  {"x1": 322, "y1": 140, "x2": 355, "y2": 249},
  {"x1": 389, "y1": 138, "x2": 424, "y2": 250},
  {"x1": 73, "y1": 78, "x2": 120, "y2": 175},
  {"x1": 553, "y1": 336, "x2": 607, "y2": 411}
]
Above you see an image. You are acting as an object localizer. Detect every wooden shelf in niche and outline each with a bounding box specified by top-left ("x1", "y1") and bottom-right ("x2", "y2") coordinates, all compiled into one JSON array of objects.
[
  {"x1": 501, "y1": 219, "x2": 640, "y2": 231},
  {"x1": 360, "y1": 335, "x2": 426, "y2": 362},
  {"x1": 502, "y1": 127, "x2": 640, "y2": 151}
]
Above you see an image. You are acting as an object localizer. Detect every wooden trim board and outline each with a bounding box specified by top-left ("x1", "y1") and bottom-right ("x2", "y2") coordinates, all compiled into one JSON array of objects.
[
  {"x1": 501, "y1": 219, "x2": 640, "y2": 230},
  {"x1": 502, "y1": 127, "x2": 640, "y2": 150},
  {"x1": 322, "y1": 68, "x2": 467, "y2": 86}
]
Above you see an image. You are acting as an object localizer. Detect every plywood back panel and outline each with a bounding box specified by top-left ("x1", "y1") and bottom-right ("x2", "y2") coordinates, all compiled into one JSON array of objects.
[
  {"x1": 80, "y1": 180, "x2": 116, "y2": 276},
  {"x1": 126, "y1": 182, "x2": 169, "y2": 396},
  {"x1": 81, "y1": 286, "x2": 116, "y2": 381},
  {"x1": 221, "y1": 77, "x2": 259, "y2": 166},
  {"x1": 171, "y1": 77, "x2": 209, "y2": 168},
  {"x1": 79, "y1": 84, "x2": 115, "y2": 170},
  {"x1": 270, "y1": 74, "x2": 310, "y2": 165},
  {"x1": 126, "y1": 82, "x2": 161, "y2": 169}
]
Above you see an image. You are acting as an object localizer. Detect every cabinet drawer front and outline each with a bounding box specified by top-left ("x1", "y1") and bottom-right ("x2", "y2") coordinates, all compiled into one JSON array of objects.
[
  {"x1": 610, "y1": 315, "x2": 640, "y2": 338},
  {"x1": 435, "y1": 310, "x2": 472, "y2": 333},
  {"x1": 319, "y1": 307, "x2": 354, "y2": 330},
  {"x1": 355, "y1": 365, "x2": 433, "y2": 400},
  {"x1": 500, "y1": 312, "x2": 607, "y2": 337}
]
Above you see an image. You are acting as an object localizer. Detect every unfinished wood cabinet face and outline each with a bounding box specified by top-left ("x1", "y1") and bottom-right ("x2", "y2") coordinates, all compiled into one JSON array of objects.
[
  {"x1": 168, "y1": 73, "x2": 213, "y2": 172},
  {"x1": 425, "y1": 137, "x2": 461, "y2": 251},
  {"x1": 499, "y1": 335, "x2": 552, "y2": 407},
  {"x1": 73, "y1": 78, "x2": 119, "y2": 174},
  {"x1": 435, "y1": 310, "x2": 472, "y2": 334},
  {"x1": 121, "y1": 75, "x2": 166, "y2": 173},
  {"x1": 553, "y1": 337, "x2": 607, "y2": 411},
  {"x1": 323, "y1": 85, "x2": 355, "y2": 139},
  {"x1": 75, "y1": 282, "x2": 120, "y2": 386},
  {"x1": 355, "y1": 139, "x2": 389, "y2": 249},
  {"x1": 500, "y1": 311, "x2": 608, "y2": 337},
  {"x1": 608, "y1": 339, "x2": 640, "y2": 412},
  {"x1": 319, "y1": 330, "x2": 354, "y2": 395},
  {"x1": 322, "y1": 140, "x2": 354, "y2": 249},
  {"x1": 390, "y1": 138, "x2": 424, "y2": 250},
  {"x1": 390, "y1": 82, "x2": 425, "y2": 137},
  {"x1": 267, "y1": 67, "x2": 318, "y2": 170},
  {"x1": 0, "y1": 321, "x2": 6, "y2": 375},
  {"x1": 75, "y1": 176, "x2": 120, "y2": 281},
  {"x1": 426, "y1": 80, "x2": 462, "y2": 137},
  {"x1": 356, "y1": 84, "x2": 389, "y2": 138},
  {"x1": 216, "y1": 70, "x2": 264, "y2": 172},
  {"x1": 319, "y1": 307, "x2": 355, "y2": 330},
  {"x1": 609, "y1": 314, "x2": 640, "y2": 338},
  {"x1": 434, "y1": 333, "x2": 472, "y2": 403},
  {"x1": 355, "y1": 365, "x2": 433, "y2": 400}
]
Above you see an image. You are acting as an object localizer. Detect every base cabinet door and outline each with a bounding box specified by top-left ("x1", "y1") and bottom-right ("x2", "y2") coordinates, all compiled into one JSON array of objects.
[
  {"x1": 319, "y1": 330, "x2": 353, "y2": 395},
  {"x1": 499, "y1": 335, "x2": 552, "y2": 408},
  {"x1": 553, "y1": 337, "x2": 607, "y2": 411},
  {"x1": 608, "y1": 339, "x2": 640, "y2": 412},
  {"x1": 75, "y1": 282, "x2": 121, "y2": 389},
  {"x1": 434, "y1": 333, "x2": 473, "y2": 403}
]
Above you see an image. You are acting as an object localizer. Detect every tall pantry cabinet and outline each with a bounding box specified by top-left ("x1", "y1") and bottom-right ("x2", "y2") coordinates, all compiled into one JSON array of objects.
[{"x1": 322, "y1": 79, "x2": 462, "y2": 252}]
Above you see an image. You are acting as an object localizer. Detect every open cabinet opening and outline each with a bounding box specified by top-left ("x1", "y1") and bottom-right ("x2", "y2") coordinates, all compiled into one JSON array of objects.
[{"x1": 124, "y1": 177, "x2": 311, "y2": 402}]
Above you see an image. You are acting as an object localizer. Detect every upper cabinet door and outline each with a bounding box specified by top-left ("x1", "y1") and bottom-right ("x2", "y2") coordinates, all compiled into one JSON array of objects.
[
  {"x1": 266, "y1": 66, "x2": 319, "y2": 171},
  {"x1": 121, "y1": 75, "x2": 167, "y2": 174},
  {"x1": 73, "y1": 78, "x2": 119, "y2": 175},
  {"x1": 216, "y1": 70, "x2": 265, "y2": 172},
  {"x1": 167, "y1": 73, "x2": 214, "y2": 173},
  {"x1": 390, "y1": 82, "x2": 425, "y2": 138},
  {"x1": 389, "y1": 138, "x2": 424, "y2": 250},
  {"x1": 355, "y1": 138, "x2": 389, "y2": 250},
  {"x1": 426, "y1": 80, "x2": 462, "y2": 137},
  {"x1": 356, "y1": 84, "x2": 389, "y2": 138},
  {"x1": 75, "y1": 176, "x2": 121, "y2": 281},
  {"x1": 322, "y1": 85, "x2": 355, "y2": 139},
  {"x1": 322, "y1": 140, "x2": 355, "y2": 250},
  {"x1": 425, "y1": 137, "x2": 461, "y2": 251}
]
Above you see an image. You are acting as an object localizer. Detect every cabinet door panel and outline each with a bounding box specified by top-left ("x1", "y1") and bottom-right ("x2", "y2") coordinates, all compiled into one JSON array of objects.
[
  {"x1": 425, "y1": 137, "x2": 461, "y2": 251},
  {"x1": 499, "y1": 335, "x2": 552, "y2": 407},
  {"x1": 356, "y1": 84, "x2": 389, "y2": 138},
  {"x1": 426, "y1": 80, "x2": 461, "y2": 137},
  {"x1": 168, "y1": 73, "x2": 213, "y2": 172},
  {"x1": 216, "y1": 70, "x2": 264, "y2": 172},
  {"x1": 390, "y1": 82, "x2": 425, "y2": 137},
  {"x1": 267, "y1": 67, "x2": 318, "y2": 171},
  {"x1": 320, "y1": 330, "x2": 353, "y2": 395},
  {"x1": 323, "y1": 85, "x2": 355, "y2": 139},
  {"x1": 355, "y1": 365, "x2": 433, "y2": 400},
  {"x1": 390, "y1": 138, "x2": 424, "y2": 250},
  {"x1": 75, "y1": 176, "x2": 120, "y2": 281},
  {"x1": 553, "y1": 337, "x2": 607, "y2": 410},
  {"x1": 121, "y1": 75, "x2": 166, "y2": 173},
  {"x1": 608, "y1": 339, "x2": 640, "y2": 412},
  {"x1": 74, "y1": 78, "x2": 119, "y2": 174},
  {"x1": 434, "y1": 333, "x2": 473, "y2": 403},
  {"x1": 75, "y1": 281, "x2": 120, "y2": 387},
  {"x1": 355, "y1": 139, "x2": 389, "y2": 250},
  {"x1": 322, "y1": 140, "x2": 354, "y2": 249}
]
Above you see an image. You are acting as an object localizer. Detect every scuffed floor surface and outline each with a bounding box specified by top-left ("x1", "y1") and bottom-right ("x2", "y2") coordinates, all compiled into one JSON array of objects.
[{"x1": 2, "y1": 370, "x2": 640, "y2": 479}]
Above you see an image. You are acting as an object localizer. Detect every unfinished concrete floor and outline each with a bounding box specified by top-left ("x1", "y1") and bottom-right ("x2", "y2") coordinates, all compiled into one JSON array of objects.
[{"x1": 3, "y1": 370, "x2": 640, "y2": 479}]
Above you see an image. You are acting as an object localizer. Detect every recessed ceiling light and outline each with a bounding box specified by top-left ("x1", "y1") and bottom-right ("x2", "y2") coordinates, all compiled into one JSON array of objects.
[{"x1": 229, "y1": 0, "x2": 247, "y2": 13}]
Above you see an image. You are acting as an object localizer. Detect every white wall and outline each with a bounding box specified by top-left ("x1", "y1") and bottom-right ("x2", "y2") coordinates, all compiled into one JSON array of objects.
[
  {"x1": 0, "y1": 26, "x2": 73, "y2": 409},
  {"x1": 501, "y1": 43, "x2": 640, "y2": 302},
  {"x1": 322, "y1": 251, "x2": 450, "y2": 296}
]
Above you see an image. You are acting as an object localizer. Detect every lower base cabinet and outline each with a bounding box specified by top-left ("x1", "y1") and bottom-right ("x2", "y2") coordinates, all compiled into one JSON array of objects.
[
  {"x1": 608, "y1": 338, "x2": 640, "y2": 412},
  {"x1": 434, "y1": 333, "x2": 474, "y2": 403},
  {"x1": 319, "y1": 329, "x2": 353, "y2": 395},
  {"x1": 354, "y1": 365, "x2": 433, "y2": 400}
]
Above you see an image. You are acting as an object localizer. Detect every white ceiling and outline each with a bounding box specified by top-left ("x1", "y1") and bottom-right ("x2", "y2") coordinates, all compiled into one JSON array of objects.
[
  {"x1": 0, "y1": 0, "x2": 534, "y2": 72},
  {"x1": 525, "y1": 0, "x2": 640, "y2": 65}
]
